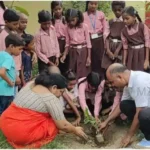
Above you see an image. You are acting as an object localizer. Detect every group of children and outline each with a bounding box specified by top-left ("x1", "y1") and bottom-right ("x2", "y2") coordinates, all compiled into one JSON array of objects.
[{"x1": 0, "y1": 1, "x2": 150, "y2": 124}]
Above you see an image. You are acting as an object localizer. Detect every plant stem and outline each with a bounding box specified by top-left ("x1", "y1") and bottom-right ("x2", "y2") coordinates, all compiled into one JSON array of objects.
[{"x1": 10, "y1": 0, "x2": 15, "y2": 8}]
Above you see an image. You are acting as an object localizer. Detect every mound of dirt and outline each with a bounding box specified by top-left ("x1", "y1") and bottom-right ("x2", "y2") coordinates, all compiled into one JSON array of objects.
[{"x1": 58, "y1": 122, "x2": 140, "y2": 149}]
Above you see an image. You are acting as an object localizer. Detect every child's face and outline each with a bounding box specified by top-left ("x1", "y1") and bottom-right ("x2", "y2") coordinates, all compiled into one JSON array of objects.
[
  {"x1": 53, "y1": 5, "x2": 63, "y2": 18},
  {"x1": 88, "y1": 84, "x2": 97, "y2": 93},
  {"x1": 112, "y1": 5, "x2": 123, "y2": 18},
  {"x1": 19, "y1": 18, "x2": 28, "y2": 31},
  {"x1": 27, "y1": 39, "x2": 34, "y2": 51},
  {"x1": 67, "y1": 80, "x2": 76, "y2": 91},
  {"x1": 11, "y1": 45, "x2": 23, "y2": 56},
  {"x1": 88, "y1": 1, "x2": 98, "y2": 12},
  {"x1": 68, "y1": 17, "x2": 78, "y2": 27},
  {"x1": 41, "y1": 21, "x2": 51, "y2": 31},
  {"x1": 6, "y1": 21, "x2": 19, "y2": 31},
  {"x1": 122, "y1": 13, "x2": 136, "y2": 26}
]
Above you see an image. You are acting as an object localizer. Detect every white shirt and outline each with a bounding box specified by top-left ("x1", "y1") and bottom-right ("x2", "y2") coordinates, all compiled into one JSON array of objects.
[{"x1": 121, "y1": 71, "x2": 150, "y2": 107}]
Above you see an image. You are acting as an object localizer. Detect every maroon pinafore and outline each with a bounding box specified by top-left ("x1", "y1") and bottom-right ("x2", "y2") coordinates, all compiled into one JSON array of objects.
[
  {"x1": 122, "y1": 23, "x2": 146, "y2": 71},
  {"x1": 102, "y1": 19, "x2": 125, "y2": 69}
]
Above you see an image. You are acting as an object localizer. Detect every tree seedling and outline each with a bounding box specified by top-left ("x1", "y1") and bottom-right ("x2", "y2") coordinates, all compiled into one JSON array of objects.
[{"x1": 84, "y1": 108, "x2": 104, "y2": 144}]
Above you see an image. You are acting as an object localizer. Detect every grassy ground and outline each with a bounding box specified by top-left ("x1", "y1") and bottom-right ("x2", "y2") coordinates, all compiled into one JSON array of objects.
[{"x1": 0, "y1": 131, "x2": 66, "y2": 149}]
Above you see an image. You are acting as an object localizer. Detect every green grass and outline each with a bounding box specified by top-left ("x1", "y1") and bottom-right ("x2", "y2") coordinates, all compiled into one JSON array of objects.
[
  {"x1": 0, "y1": 131, "x2": 66, "y2": 149},
  {"x1": 0, "y1": 131, "x2": 12, "y2": 149},
  {"x1": 32, "y1": 63, "x2": 39, "y2": 77},
  {"x1": 42, "y1": 136, "x2": 66, "y2": 149}
]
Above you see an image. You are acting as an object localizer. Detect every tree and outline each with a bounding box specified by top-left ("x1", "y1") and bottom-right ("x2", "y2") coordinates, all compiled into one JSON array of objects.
[
  {"x1": 6, "y1": 0, "x2": 29, "y2": 16},
  {"x1": 61, "y1": 1, "x2": 111, "y2": 17}
]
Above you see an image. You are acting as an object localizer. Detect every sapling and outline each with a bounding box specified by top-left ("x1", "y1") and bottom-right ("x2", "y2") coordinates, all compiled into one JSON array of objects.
[{"x1": 84, "y1": 108, "x2": 104, "y2": 144}]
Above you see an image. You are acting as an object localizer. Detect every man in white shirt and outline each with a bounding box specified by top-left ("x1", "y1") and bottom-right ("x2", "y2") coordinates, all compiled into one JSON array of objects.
[{"x1": 99, "y1": 63, "x2": 150, "y2": 148}]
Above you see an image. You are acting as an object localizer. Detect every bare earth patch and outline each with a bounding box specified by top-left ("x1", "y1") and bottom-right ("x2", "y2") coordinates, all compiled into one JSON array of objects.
[{"x1": 57, "y1": 122, "x2": 141, "y2": 149}]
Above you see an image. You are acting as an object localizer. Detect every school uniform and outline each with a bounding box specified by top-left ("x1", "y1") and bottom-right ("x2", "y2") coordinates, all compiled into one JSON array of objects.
[
  {"x1": 60, "y1": 84, "x2": 80, "y2": 110},
  {"x1": 0, "y1": 28, "x2": 9, "y2": 51},
  {"x1": 102, "y1": 17, "x2": 125, "y2": 69},
  {"x1": 34, "y1": 26, "x2": 60, "y2": 73},
  {"x1": 65, "y1": 23, "x2": 91, "y2": 79},
  {"x1": 53, "y1": 18, "x2": 69, "y2": 74},
  {"x1": 78, "y1": 77, "x2": 105, "y2": 117},
  {"x1": 121, "y1": 22, "x2": 150, "y2": 71},
  {"x1": 0, "y1": 7, "x2": 5, "y2": 31},
  {"x1": 83, "y1": 11, "x2": 109, "y2": 79}
]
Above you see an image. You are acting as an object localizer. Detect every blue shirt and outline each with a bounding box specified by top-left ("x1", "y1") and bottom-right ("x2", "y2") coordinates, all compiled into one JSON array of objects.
[{"x1": 0, "y1": 51, "x2": 16, "y2": 96}]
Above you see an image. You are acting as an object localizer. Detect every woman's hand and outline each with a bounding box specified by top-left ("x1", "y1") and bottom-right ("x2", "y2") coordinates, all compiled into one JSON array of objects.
[
  {"x1": 72, "y1": 117, "x2": 81, "y2": 126},
  {"x1": 75, "y1": 127, "x2": 88, "y2": 140}
]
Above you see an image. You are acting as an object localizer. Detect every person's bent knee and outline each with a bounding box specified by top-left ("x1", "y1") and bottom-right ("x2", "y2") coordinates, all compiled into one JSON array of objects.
[{"x1": 120, "y1": 100, "x2": 136, "y2": 120}]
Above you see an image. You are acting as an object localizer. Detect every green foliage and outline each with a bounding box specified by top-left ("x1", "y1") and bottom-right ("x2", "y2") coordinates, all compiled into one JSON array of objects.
[
  {"x1": 6, "y1": 0, "x2": 29, "y2": 16},
  {"x1": 146, "y1": 1, "x2": 150, "y2": 13},
  {"x1": 84, "y1": 108, "x2": 99, "y2": 130},
  {"x1": 0, "y1": 131, "x2": 12, "y2": 148},
  {"x1": 32, "y1": 63, "x2": 39, "y2": 78},
  {"x1": 62, "y1": 1, "x2": 85, "y2": 12},
  {"x1": 62, "y1": 1, "x2": 111, "y2": 17},
  {"x1": 98, "y1": 1, "x2": 111, "y2": 17},
  {"x1": 13, "y1": 6, "x2": 29, "y2": 16}
]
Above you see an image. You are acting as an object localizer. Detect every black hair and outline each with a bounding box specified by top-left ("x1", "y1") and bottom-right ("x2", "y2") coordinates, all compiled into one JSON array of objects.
[
  {"x1": 35, "y1": 70, "x2": 67, "y2": 89},
  {"x1": 78, "y1": 72, "x2": 100, "y2": 88},
  {"x1": 21, "y1": 34, "x2": 34, "y2": 46},
  {"x1": 38, "y1": 10, "x2": 52, "y2": 23},
  {"x1": 0, "y1": 1, "x2": 6, "y2": 10},
  {"x1": 85, "y1": 1, "x2": 90, "y2": 12},
  {"x1": 3, "y1": 9, "x2": 20, "y2": 22},
  {"x1": 51, "y1": 1, "x2": 65, "y2": 25},
  {"x1": 111, "y1": 1, "x2": 125, "y2": 9},
  {"x1": 5, "y1": 33, "x2": 25, "y2": 48},
  {"x1": 85, "y1": 1, "x2": 99, "y2": 12},
  {"x1": 87, "y1": 72, "x2": 100, "y2": 88},
  {"x1": 64, "y1": 70, "x2": 76, "y2": 81},
  {"x1": 65, "y1": 9, "x2": 84, "y2": 28},
  {"x1": 123, "y1": 6, "x2": 142, "y2": 22}
]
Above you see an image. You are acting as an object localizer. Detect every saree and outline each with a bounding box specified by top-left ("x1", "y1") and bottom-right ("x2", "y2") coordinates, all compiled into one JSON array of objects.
[{"x1": 0, "y1": 103, "x2": 58, "y2": 148}]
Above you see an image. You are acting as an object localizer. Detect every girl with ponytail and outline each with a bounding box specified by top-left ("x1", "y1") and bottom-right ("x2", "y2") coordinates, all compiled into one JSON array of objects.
[
  {"x1": 61, "y1": 9, "x2": 91, "y2": 79},
  {"x1": 121, "y1": 6, "x2": 150, "y2": 71}
]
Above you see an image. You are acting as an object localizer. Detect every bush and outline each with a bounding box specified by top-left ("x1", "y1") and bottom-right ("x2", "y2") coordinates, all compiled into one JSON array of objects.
[{"x1": 58, "y1": 1, "x2": 111, "y2": 17}]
